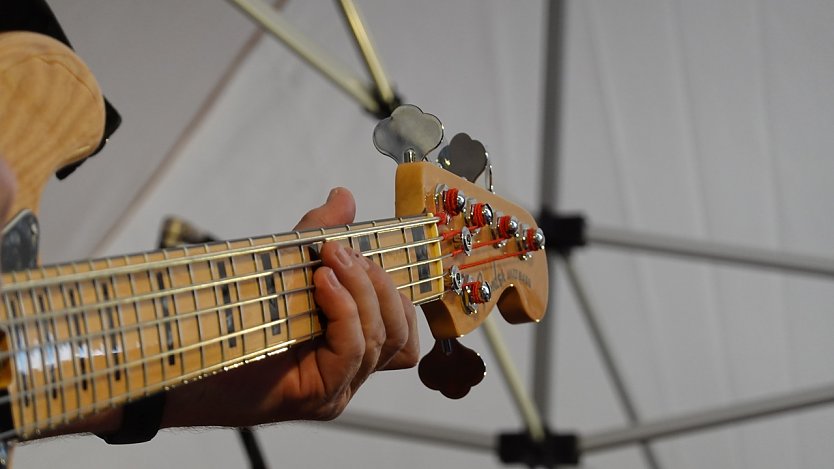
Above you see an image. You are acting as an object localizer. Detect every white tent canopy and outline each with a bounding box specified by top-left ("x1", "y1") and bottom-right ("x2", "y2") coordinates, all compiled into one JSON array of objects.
[{"x1": 13, "y1": 1, "x2": 834, "y2": 468}]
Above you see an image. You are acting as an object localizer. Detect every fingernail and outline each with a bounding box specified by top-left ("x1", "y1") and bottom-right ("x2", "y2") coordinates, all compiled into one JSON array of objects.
[
  {"x1": 327, "y1": 188, "x2": 340, "y2": 202},
  {"x1": 335, "y1": 245, "x2": 353, "y2": 267},
  {"x1": 325, "y1": 268, "x2": 342, "y2": 289}
]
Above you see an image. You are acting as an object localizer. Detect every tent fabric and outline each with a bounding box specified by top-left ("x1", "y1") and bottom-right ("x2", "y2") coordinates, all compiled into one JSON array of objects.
[{"x1": 12, "y1": 1, "x2": 834, "y2": 468}]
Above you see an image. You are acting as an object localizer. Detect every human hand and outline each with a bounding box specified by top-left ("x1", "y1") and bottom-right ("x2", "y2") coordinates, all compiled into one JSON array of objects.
[{"x1": 160, "y1": 187, "x2": 420, "y2": 427}]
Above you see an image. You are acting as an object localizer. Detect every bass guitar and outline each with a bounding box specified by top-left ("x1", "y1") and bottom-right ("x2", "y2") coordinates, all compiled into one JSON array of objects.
[{"x1": 0, "y1": 31, "x2": 547, "y2": 466}]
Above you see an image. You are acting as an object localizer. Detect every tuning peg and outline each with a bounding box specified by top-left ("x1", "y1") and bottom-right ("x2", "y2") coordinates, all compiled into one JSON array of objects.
[
  {"x1": 373, "y1": 104, "x2": 444, "y2": 164},
  {"x1": 437, "y1": 133, "x2": 489, "y2": 183},
  {"x1": 418, "y1": 338, "x2": 486, "y2": 399}
]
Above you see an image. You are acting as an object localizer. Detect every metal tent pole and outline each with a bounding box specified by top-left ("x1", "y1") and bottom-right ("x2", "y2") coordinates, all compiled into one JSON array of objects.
[
  {"x1": 560, "y1": 254, "x2": 661, "y2": 469},
  {"x1": 587, "y1": 224, "x2": 834, "y2": 279},
  {"x1": 582, "y1": 382, "x2": 834, "y2": 453},
  {"x1": 227, "y1": 0, "x2": 381, "y2": 114},
  {"x1": 532, "y1": 0, "x2": 567, "y2": 422}
]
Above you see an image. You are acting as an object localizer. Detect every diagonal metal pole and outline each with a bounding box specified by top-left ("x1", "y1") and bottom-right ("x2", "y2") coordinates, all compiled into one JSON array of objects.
[
  {"x1": 227, "y1": 0, "x2": 380, "y2": 114},
  {"x1": 560, "y1": 253, "x2": 662, "y2": 469},
  {"x1": 335, "y1": 0, "x2": 398, "y2": 111},
  {"x1": 482, "y1": 316, "x2": 547, "y2": 442}
]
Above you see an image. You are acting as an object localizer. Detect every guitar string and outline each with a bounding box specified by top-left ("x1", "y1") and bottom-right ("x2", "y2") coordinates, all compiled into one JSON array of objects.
[
  {"x1": 7, "y1": 238, "x2": 532, "y2": 435},
  {"x1": 0, "y1": 235, "x2": 443, "y2": 329},
  {"x1": 1, "y1": 215, "x2": 441, "y2": 292},
  {"x1": 0, "y1": 232, "x2": 518, "y2": 371},
  {"x1": 0, "y1": 238, "x2": 450, "y2": 429},
  {"x1": 0, "y1": 275, "x2": 450, "y2": 432},
  {"x1": 0, "y1": 319, "x2": 322, "y2": 441},
  {"x1": 0, "y1": 224, "x2": 452, "y2": 404},
  {"x1": 2, "y1": 221, "x2": 527, "y2": 433},
  {"x1": 0, "y1": 245, "x2": 451, "y2": 359}
]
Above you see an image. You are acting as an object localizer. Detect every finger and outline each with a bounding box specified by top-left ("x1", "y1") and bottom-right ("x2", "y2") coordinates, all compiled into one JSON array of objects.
[
  {"x1": 380, "y1": 293, "x2": 419, "y2": 370},
  {"x1": 320, "y1": 243, "x2": 384, "y2": 392},
  {"x1": 360, "y1": 256, "x2": 410, "y2": 370},
  {"x1": 312, "y1": 266, "x2": 364, "y2": 399},
  {"x1": 294, "y1": 187, "x2": 355, "y2": 230}
]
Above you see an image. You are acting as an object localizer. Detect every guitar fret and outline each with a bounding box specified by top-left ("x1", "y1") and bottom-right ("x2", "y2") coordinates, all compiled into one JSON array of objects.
[
  {"x1": 54, "y1": 264, "x2": 83, "y2": 422},
  {"x1": 259, "y1": 250, "x2": 280, "y2": 336},
  {"x1": 183, "y1": 245, "x2": 207, "y2": 376},
  {"x1": 402, "y1": 228, "x2": 416, "y2": 302},
  {"x1": 61, "y1": 278, "x2": 88, "y2": 400},
  {"x1": 275, "y1": 236, "x2": 291, "y2": 342},
  {"x1": 110, "y1": 265, "x2": 132, "y2": 401},
  {"x1": 43, "y1": 269, "x2": 74, "y2": 424},
  {"x1": 250, "y1": 240, "x2": 270, "y2": 348},
  {"x1": 44, "y1": 288, "x2": 68, "y2": 420},
  {"x1": 88, "y1": 260, "x2": 115, "y2": 408},
  {"x1": 72, "y1": 283, "x2": 94, "y2": 399},
  {"x1": 155, "y1": 269, "x2": 176, "y2": 367},
  {"x1": 6, "y1": 293, "x2": 32, "y2": 413},
  {"x1": 298, "y1": 232, "x2": 315, "y2": 336},
  {"x1": 155, "y1": 271, "x2": 174, "y2": 367},
  {"x1": 166, "y1": 259, "x2": 187, "y2": 381},
  {"x1": 250, "y1": 246, "x2": 264, "y2": 346},
  {"x1": 33, "y1": 291, "x2": 58, "y2": 405},
  {"x1": 24, "y1": 278, "x2": 52, "y2": 421},
  {"x1": 125, "y1": 259, "x2": 149, "y2": 396},
  {"x1": 210, "y1": 255, "x2": 228, "y2": 365},
  {"x1": 215, "y1": 259, "x2": 236, "y2": 350},
  {"x1": 228, "y1": 243, "x2": 247, "y2": 354},
  {"x1": 143, "y1": 253, "x2": 167, "y2": 389},
  {"x1": 89, "y1": 261, "x2": 121, "y2": 402}
]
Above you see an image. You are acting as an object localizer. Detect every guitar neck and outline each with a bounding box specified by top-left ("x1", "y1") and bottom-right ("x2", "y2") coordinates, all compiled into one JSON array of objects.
[{"x1": 0, "y1": 215, "x2": 443, "y2": 440}]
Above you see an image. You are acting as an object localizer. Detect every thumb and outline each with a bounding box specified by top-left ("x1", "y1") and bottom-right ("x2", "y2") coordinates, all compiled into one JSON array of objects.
[{"x1": 293, "y1": 187, "x2": 356, "y2": 230}]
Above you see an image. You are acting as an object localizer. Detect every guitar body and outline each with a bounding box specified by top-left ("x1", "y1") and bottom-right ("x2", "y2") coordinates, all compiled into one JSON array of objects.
[
  {"x1": 0, "y1": 31, "x2": 105, "y2": 468},
  {"x1": 0, "y1": 31, "x2": 105, "y2": 220}
]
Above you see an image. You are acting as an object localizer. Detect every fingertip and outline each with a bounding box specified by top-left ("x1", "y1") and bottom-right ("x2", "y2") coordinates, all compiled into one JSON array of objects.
[
  {"x1": 314, "y1": 266, "x2": 343, "y2": 294},
  {"x1": 325, "y1": 187, "x2": 356, "y2": 222}
]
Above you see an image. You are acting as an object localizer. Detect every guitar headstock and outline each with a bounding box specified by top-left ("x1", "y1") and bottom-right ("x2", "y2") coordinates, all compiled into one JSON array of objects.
[
  {"x1": 395, "y1": 162, "x2": 548, "y2": 339},
  {"x1": 378, "y1": 104, "x2": 548, "y2": 398}
]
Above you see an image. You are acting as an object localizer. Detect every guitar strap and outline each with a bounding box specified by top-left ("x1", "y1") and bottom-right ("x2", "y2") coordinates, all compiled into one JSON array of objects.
[{"x1": 0, "y1": 0, "x2": 122, "y2": 179}]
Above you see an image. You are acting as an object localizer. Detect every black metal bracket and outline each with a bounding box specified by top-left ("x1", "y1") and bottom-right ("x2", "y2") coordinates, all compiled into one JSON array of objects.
[
  {"x1": 537, "y1": 210, "x2": 587, "y2": 255},
  {"x1": 367, "y1": 86, "x2": 403, "y2": 120},
  {"x1": 498, "y1": 429, "x2": 580, "y2": 467}
]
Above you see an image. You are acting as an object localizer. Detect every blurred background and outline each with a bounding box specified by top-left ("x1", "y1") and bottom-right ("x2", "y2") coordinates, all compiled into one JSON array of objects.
[{"x1": 13, "y1": 0, "x2": 834, "y2": 467}]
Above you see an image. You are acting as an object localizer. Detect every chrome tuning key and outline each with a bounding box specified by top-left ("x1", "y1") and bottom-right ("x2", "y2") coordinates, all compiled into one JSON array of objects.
[
  {"x1": 373, "y1": 104, "x2": 444, "y2": 164},
  {"x1": 437, "y1": 133, "x2": 489, "y2": 183}
]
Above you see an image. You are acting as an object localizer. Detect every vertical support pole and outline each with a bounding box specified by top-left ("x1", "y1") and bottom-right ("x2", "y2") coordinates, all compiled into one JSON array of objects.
[{"x1": 533, "y1": 0, "x2": 567, "y2": 420}]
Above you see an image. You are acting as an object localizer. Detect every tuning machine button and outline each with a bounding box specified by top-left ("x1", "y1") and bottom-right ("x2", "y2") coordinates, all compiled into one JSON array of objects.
[
  {"x1": 463, "y1": 279, "x2": 491, "y2": 314},
  {"x1": 373, "y1": 104, "x2": 444, "y2": 164},
  {"x1": 495, "y1": 215, "x2": 520, "y2": 239},
  {"x1": 437, "y1": 133, "x2": 488, "y2": 183},
  {"x1": 457, "y1": 227, "x2": 474, "y2": 256},
  {"x1": 466, "y1": 201, "x2": 493, "y2": 229},
  {"x1": 446, "y1": 265, "x2": 464, "y2": 294},
  {"x1": 524, "y1": 227, "x2": 546, "y2": 251},
  {"x1": 518, "y1": 226, "x2": 546, "y2": 260}
]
